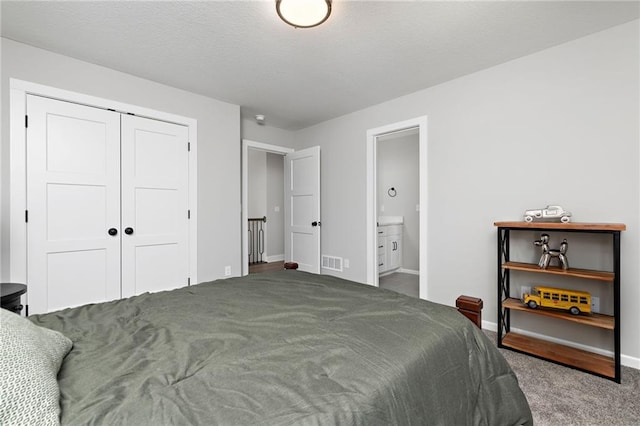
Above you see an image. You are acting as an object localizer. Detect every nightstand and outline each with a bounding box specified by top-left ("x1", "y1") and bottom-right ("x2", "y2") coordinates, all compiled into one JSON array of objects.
[{"x1": 1, "y1": 283, "x2": 27, "y2": 315}]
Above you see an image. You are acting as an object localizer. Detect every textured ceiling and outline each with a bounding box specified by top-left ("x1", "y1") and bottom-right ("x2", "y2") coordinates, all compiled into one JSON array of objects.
[{"x1": 2, "y1": 1, "x2": 638, "y2": 130}]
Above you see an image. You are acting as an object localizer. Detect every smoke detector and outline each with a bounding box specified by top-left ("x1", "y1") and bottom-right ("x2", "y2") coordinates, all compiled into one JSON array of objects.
[{"x1": 255, "y1": 114, "x2": 265, "y2": 125}]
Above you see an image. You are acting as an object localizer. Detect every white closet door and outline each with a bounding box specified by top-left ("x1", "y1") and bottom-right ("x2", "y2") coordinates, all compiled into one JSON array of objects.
[
  {"x1": 120, "y1": 115, "x2": 190, "y2": 297},
  {"x1": 26, "y1": 95, "x2": 121, "y2": 314}
]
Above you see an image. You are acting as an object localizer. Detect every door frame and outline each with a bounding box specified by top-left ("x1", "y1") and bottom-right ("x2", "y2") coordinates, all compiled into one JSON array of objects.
[
  {"x1": 241, "y1": 139, "x2": 294, "y2": 276},
  {"x1": 9, "y1": 78, "x2": 198, "y2": 287},
  {"x1": 366, "y1": 116, "x2": 428, "y2": 298}
]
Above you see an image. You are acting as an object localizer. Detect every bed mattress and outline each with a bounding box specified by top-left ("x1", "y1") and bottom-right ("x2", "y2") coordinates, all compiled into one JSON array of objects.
[{"x1": 31, "y1": 270, "x2": 532, "y2": 425}]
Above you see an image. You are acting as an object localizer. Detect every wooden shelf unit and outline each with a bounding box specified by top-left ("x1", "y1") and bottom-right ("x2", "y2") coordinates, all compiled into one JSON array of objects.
[
  {"x1": 501, "y1": 262, "x2": 614, "y2": 281},
  {"x1": 495, "y1": 221, "x2": 624, "y2": 383},
  {"x1": 501, "y1": 332, "x2": 615, "y2": 379},
  {"x1": 502, "y1": 298, "x2": 614, "y2": 330},
  {"x1": 494, "y1": 222, "x2": 625, "y2": 232}
]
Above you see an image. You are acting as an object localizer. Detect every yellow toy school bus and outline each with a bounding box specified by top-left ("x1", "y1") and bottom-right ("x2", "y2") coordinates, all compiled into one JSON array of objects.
[{"x1": 523, "y1": 286, "x2": 591, "y2": 315}]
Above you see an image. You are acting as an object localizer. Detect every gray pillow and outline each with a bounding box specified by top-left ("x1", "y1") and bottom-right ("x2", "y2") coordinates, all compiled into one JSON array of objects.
[{"x1": 0, "y1": 309, "x2": 73, "y2": 426}]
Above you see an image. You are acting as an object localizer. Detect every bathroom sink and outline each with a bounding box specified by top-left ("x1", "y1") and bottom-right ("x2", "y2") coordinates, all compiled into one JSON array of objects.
[{"x1": 378, "y1": 216, "x2": 404, "y2": 226}]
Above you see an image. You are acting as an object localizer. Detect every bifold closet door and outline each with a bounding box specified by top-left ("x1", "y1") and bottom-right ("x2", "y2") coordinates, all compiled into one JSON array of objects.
[
  {"x1": 120, "y1": 115, "x2": 189, "y2": 297},
  {"x1": 26, "y1": 95, "x2": 121, "y2": 314},
  {"x1": 27, "y1": 96, "x2": 190, "y2": 314}
]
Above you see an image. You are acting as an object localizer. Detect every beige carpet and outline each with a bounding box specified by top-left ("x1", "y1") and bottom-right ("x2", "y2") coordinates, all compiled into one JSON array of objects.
[{"x1": 485, "y1": 331, "x2": 640, "y2": 425}]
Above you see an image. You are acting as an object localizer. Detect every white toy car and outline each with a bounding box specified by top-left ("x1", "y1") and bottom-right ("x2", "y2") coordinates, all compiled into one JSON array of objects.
[{"x1": 523, "y1": 205, "x2": 572, "y2": 223}]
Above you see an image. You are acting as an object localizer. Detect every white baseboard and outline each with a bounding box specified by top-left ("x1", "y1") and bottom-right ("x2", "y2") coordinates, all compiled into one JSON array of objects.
[
  {"x1": 622, "y1": 353, "x2": 640, "y2": 370},
  {"x1": 481, "y1": 320, "x2": 640, "y2": 370},
  {"x1": 265, "y1": 254, "x2": 284, "y2": 263},
  {"x1": 380, "y1": 268, "x2": 418, "y2": 277}
]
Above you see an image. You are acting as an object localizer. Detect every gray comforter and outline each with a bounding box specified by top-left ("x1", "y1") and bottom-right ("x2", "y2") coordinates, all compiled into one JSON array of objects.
[{"x1": 31, "y1": 270, "x2": 532, "y2": 425}]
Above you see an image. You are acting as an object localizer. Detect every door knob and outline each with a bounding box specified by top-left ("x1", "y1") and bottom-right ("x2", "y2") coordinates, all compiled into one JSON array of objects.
[
  {"x1": 124, "y1": 227, "x2": 134, "y2": 235},
  {"x1": 108, "y1": 228, "x2": 118, "y2": 236},
  {"x1": 311, "y1": 221, "x2": 321, "y2": 227}
]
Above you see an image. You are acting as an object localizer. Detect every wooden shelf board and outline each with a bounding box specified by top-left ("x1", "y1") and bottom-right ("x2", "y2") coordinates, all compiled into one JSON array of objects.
[
  {"x1": 501, "y1": 332, "x2": 615, "y2": 379},
  {"x1": 502, "y1": 298, "x2": 614, "y2": 330},
  {"x1": 494, "y1": 221, "x2": 626, "y2": 231},
  {"x1": 502, "y1": 261, "x2": 614, "y2": 281}
]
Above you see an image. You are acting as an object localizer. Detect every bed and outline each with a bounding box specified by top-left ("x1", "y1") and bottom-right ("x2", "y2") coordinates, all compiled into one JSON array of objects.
[{"x1": 3, "y1": 270, "x2": 532, "y2": 425}]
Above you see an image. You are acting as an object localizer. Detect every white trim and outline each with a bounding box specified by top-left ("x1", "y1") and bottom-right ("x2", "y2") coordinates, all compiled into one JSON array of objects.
[
  {"x1": 241, "y1": 139, "x2": 294, "y2": 276},
  {"x1": 366, "y1": 116, "x2": 428, "y2": 298},
  {"x1": 622, "y1": 353, "x2": 640, "y2": 370},
  {"x1": 482, "y1": 321, "x2": 640, "y2": 370},
  {"x1": 9, "y1": 78, "x2": 198, "y2": 291},
  {"x1": 187, "y1": 124, "x2": 198, "y2": 287},
  {"x1": 380, "y1": 268, "x2": 419, "y2": 277},
  {"x1": 265, "y1": 254, "x2": 285, "y2": 263},
  {"x1": 379, "y1": 269, "x2": 398, "y2": 278},
  {"x1": 10, "y1": 79, "x2": 194, "y2": 126},
  {"x1": 9, "y1": 87, "x2": 27, "y2": 285}
]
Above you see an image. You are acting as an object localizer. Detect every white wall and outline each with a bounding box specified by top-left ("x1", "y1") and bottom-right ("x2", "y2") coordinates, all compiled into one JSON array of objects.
[
  {"x1": 247, "y1": 150, "x2": 267, "y2": 219},
  {"x1": 266, "y1": 153, "x2": 284, "y2": 259},
  {"x1": 241, "y1": 118, "x2": 296, "y2": 149},
  {"x1": 294, "y1": 21, "x2": 640, "y2": 363},
  {"x1": 0, "y1": 38, "x2": 241, "y2": 283}
]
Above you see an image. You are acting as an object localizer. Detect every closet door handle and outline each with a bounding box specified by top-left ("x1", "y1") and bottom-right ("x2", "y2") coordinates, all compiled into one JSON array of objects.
[
  {"x1": 124, "y1": 227, "x2": 134, "y2": 235},
  {"x1": 108, "y1": 228, "x2": 118, "y2": 236}
]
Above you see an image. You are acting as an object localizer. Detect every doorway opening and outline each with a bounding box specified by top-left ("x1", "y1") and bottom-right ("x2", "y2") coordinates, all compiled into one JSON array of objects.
[
  {"x1": 377, "y1": 128, "x2": 420, "y2": 298},
  {"x1": 241, "y1": 140, "x2": 293, "y2": 276},
  {"x1": 366, "y1": 116, "x2": 428, "y2": 299}
]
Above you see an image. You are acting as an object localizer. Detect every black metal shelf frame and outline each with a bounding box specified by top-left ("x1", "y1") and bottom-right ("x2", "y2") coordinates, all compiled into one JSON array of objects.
[{"x1": 496, "y1": 225, "x2": 622, "y2": 383}]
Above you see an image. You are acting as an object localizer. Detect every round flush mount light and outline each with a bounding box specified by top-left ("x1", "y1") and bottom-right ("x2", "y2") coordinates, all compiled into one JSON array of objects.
[{"x1": 276, "y1": 0, "x2": 332, "y2": 29}]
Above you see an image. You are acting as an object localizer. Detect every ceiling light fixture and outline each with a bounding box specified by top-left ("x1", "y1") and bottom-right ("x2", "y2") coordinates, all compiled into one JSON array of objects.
[{"x1": 276, "y1": 0, "x2": 332, "y2": 29}]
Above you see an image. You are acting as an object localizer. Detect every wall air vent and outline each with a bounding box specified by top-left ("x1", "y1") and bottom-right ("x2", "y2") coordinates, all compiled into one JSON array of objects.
[{"x1": 321, "y1": 255, "x2": 343, "y2": 272}]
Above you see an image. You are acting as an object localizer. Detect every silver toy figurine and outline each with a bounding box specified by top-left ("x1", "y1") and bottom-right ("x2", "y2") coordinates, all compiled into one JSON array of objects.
[
  {"x1": 534, "y1": 233, "x2": 569, "y2": 270},
  {"x1": 523, "y1": 205, "x2": 572, "y2": 223}
]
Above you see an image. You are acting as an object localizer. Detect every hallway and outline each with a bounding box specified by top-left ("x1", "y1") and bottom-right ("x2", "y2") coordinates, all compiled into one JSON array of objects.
[{"x1": 249, "y1": 261, "x2": 285, "y2": 274}]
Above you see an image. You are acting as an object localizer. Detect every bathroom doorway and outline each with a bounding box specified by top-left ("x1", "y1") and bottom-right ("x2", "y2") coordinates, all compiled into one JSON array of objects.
[
  {"x1": 366, "y1": 116, "x2": 428, "y2": 299},
  {"x1": 377, "y1": 129, "x2": 420, "y2": 297}
]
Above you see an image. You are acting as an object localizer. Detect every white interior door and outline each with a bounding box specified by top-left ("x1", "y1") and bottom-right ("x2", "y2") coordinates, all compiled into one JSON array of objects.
[
  {"x1": 284, "y1": 146, "x2": 321, "y2": 273},
  {"x1": 26, "y1": 95, "x2": 121, "y2": 314},
  {"x1": 120, "y1": 115, "x2": 190, "y2": 297}
]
